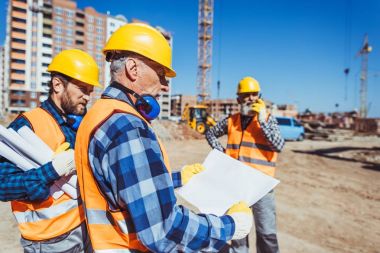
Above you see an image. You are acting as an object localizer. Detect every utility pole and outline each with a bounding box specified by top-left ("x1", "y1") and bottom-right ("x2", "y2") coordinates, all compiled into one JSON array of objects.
[
  {"x1": 197, "y1": 0, "x2": 214, "y2": 103},
  {"x1": 357, "y1": 34, "x2": 372, "y2": 118}
]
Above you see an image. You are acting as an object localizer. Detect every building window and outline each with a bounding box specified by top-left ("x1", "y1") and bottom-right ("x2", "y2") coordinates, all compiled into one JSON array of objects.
[
  {"x1": 56, "y1": 16, "x2": 63, "y2": 24},
  {"x1": 12, "y1": 48, "x2": 26, "y2": 53},
  {"x1": 55, "y1": 36, "x2": 63, "y2": 43},
  {"x1": 76, "y1": 31, "x2": 84, "y2": 36},
  {"x1": 66, "y1": 38, "x2": 73, "y2": 45},
  {"x1": 42, "y1": 43, "x2": 52, "y2": 48},
  {"x1": 30, "y1": 92, "x2": 37, "y2": 99},
  {"x1": 12, "y1": 38, "x2": 26, "y2": 44},
  {"x1": 76, "y1": 21, "x2": 84, "y2": 27},
  {"x1": 12, "y1": 27, "x2": 26, "y2": 33},
  {"x1": 67, "y1": 20, "x2": 74, "y2": 27},
  {"x1": 42, "y1": 73, "x2": 50, "y2": 77},
  {"x1": 11, "y1": 99, "x2": 26, "y2": 106},
  {"x1": 96, "y1": 27, "x2": 103, "y2": 33},
  {"x1": 88, "y1": 25, "x2": 94, "y2": 32},
  {"x1": 66, "y1": 29, "x2": 73, "y2": 36},
  {"x1": 96, "y1": 45, "x2": 102, "y2": 51},
  {"x1": 11, "y1": 79, "x2": 25, "y2": 84},
  {"x1": 30, "y1": 101, "x2": 37, "y2": 108},
  {"x1": 96, "y1": 18, "x2": 103, "y2": 25},
  {"x1": 65, "y1": 10, "x2": 74, "y2": 17},
  {"x1": 13, "y1": 7, "x2": 27, "y2": 14},
  {"x1": 12, "y1": 17, "x2": 26, "y2": 23},
  {"x1": 55, "y1": 27, "x2": 63, "y2": 34},
  {"x1": 43, "y1": 24, "x2": 52, "y2": 29},
  {"x1": 11, "y1": 59, "x2": 25, "y2": 64},
  {"x1": 75, "y1": 40, "x2": 84, "y2": 45},
  {"x1": 88, "y1": 16, "x2": 94, "y2": 23},
  {"x1": 76, "y1": 12, "x2": 85, "y2": 18},
  {"x1": 42, "y1": 62, "x2": 49, "y2": 67},
  {"x1": 54, "y1": 7, "x2": 63, "y2": 15},
  {"x1": 11, "y1": 69, "x2": 25, "y2": 74},
  {"x1": 43, "y1": 33, "x2": 52, "y2": 38},
  {"x1": 42, "y1": 53, "x2": 52, "y2": 57},
  {"x1": 96, "y1": 35, "x2": 102, "y2": 41}
]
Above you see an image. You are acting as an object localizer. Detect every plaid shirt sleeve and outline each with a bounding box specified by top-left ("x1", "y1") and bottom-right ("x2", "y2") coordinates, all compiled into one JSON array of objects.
[
  {"x1": 205, "y1": 117, "x2": 229, "y2": 152},
  {"x1": 0, "y1": 116, "x2": 59, "y2": 202},
  {"x1": 89, "y1": 113, "x2": 234, "y2": 252},
  {"x1": 171, "y1": 171, "x2": 182, "y2": 188},
  {"x1": 259, "y1": 114, "x2": 285, "y2": 152}
]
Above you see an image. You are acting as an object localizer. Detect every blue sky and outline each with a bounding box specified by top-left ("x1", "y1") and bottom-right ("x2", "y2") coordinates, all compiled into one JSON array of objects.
[{"x1": 1, "y1": 0, "x2": 380, "y2": 117}]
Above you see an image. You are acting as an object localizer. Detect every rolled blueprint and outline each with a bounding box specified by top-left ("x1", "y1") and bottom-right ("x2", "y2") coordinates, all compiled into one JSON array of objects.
[{"x1": 17, "y1": 126, "x2": 54, "y2": 158}]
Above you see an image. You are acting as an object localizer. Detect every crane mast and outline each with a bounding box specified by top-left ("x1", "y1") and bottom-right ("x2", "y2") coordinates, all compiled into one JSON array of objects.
[
  {"x1": 358, "y1": 34, "x2": 372, "y2": 118},
  {"x1": 197, "y1": 0, "x2": 214, "y2": 103}
]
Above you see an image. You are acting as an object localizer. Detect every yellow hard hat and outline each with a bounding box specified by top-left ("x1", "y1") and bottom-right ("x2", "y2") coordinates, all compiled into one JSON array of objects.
[
  {"x1": 237, "y1": 76, "x2": 261, "y2": 94},
  {"x1": 47, "y1": 49, "x2": 101, "y2": 87},
  {"x1": 103, "y1": 23, "x2": 176, "y2": 77}
]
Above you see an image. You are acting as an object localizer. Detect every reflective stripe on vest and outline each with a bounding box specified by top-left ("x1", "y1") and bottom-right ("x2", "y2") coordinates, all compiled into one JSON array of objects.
[
  {"x1": 11, "y1": 108, "x2": 84, "y2": 241},
  {"x1": 226, "y1": 113, "x2": 278, "y2": 177},
  {"x1": 76, "y1": 98, "x2": 171, "y2": 252}
]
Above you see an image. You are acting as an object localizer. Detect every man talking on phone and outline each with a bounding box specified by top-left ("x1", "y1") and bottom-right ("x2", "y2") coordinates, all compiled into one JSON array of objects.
[{"x1": 205, "y1": 76, "x2": 285, "y2": 253}]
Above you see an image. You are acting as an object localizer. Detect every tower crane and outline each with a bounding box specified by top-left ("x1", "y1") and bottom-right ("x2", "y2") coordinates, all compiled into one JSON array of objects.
[
  {"x1": 182, "y1": 0, "x2": 216, "y2": 134},
  {"x1": 357, "y1": 34, "x2": 372, "y2": 118}
]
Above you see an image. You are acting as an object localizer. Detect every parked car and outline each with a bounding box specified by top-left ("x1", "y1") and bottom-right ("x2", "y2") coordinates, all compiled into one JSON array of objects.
[{"x1": 275, "y1": 116, "x2": 305, "y2": 141}]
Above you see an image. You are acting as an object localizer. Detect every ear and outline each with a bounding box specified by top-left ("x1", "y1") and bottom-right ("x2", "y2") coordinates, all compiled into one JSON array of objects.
[
  {"x1": 51, "y1": 77, "x2": 65, "y2": 94},
  {"x1": 125, "y1": 58, "x2": 138, "y2": 81},
  {"x1": 237, "y1": 95, "x2": 243, "y2": 104}
]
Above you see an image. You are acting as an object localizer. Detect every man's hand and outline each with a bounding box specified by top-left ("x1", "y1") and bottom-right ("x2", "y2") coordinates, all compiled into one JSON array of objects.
[
  {"x1": 180, "y1": 163, "x2": 205, "y2": 185},
  {"x1": 52, "y1": 143, "x2": 75, "y2": 177},
  {"x1": 226, "y1": 201, "x2": 253, "y2": 240},
  {"x1": 252, "y1": 98, "x2": 266, "y2": 122}
]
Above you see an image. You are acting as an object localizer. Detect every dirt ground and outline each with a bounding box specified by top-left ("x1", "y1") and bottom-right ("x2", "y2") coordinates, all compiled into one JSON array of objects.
[{"x1": 1, "y1": 136, "x2": 379, "y2": 252}]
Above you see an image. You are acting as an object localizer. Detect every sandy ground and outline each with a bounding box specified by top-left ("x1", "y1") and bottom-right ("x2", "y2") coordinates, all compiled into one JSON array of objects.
[{"x1": 1, "y1": 137, "x2": 379, "y2": 252}]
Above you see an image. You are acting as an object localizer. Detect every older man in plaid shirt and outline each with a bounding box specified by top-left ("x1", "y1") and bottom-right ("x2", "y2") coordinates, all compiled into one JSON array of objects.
[
  {"x1": 75, "y1": 23, "x2": 253, "y2": 253},
  {"x1": 205, "y1": 76, "x2": 285, "y2": 253}
]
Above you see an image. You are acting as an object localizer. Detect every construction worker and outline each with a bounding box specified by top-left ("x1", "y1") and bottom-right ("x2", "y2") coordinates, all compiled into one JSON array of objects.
[
  {"x1": 205, "y1": 76, "x2": 285, "y2": 253},
  {"x1": 75, "y1": 23, "x2": 253, "y2": 252},
  {"x1": 0, "y1": 49, "x2": 100, "y2": 252}
]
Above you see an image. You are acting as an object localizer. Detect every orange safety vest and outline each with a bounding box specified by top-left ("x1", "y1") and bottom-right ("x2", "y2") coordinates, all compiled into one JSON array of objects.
[
  {"x1": 11, "y1": 108, "x2": 84, "y2": 241},
  {"x1": 226, "y1": 113, "x2": 278, "y2": 177},
  {"x1": 75, "y1": 98, "x2": 171, "y2": 252}
]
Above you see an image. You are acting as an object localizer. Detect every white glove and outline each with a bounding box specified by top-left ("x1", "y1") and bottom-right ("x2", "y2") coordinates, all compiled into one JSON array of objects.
[
  {"x1": 228, "y1": 212, "x2": 253, "y2": 240},
  {"x1": 226, "y1": 201, "x2": 253, "y2": 240},
  {"x1": 52, "y1": 149, "x2": 76, "y2": 177}
]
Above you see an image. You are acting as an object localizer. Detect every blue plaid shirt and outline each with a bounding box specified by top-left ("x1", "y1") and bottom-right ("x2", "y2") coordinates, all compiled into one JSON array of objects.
[
  {"x1": 88, "y1": 85, "x2": 234, "y2": 252},
  {"x1": 0, "y1": 99, "x2": 76, "y2": 201}
]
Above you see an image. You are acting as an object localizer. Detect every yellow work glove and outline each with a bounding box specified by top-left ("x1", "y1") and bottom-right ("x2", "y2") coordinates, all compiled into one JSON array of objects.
[
  {"x1": 252, "y1": 98, "x2": 266, "y2": 122},
  {"x1": 180, "y1": 163, "x2": 205, "y2": 185},
  {"x1": 226, "y1": 201, "x2": 253, "y2": 240},
  {"x1": 52, "y1": 142, "x2": 75, "y2": 177}
]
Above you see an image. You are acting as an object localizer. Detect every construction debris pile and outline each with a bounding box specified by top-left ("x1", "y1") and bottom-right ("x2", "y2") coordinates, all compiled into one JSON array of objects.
[
  {"x1": 298, "y1": 109, "x2": 380, "y2": 141},
  {"x1": 152, "y1": 120, "x2": 204, "y2": 141}
]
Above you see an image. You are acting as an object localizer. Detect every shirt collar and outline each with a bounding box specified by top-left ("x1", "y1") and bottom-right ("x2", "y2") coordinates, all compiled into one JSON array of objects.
[
  {"x1": 102, "y1": 83, "x2": 134, "y2": 106},
  {"x1": 40, "y1": 98, "x2": 66, "y2": 125}
]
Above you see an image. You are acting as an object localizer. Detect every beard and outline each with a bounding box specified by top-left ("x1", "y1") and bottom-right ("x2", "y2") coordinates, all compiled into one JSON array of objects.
[
  {"x1": 240, "y1": 103, "x2": 255, "y2": 116},
  {"x1": 61, "y1": 92, "x2": 86, "y2": 115}
]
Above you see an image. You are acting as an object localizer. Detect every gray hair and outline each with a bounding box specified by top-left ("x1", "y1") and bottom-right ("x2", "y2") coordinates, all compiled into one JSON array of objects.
[
  {"x1": 110, "y1": 57, "x2": 127, "y2": 82},
  {"x1": 109, "y1": 51, "x2": 145, "y2": 82}
]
